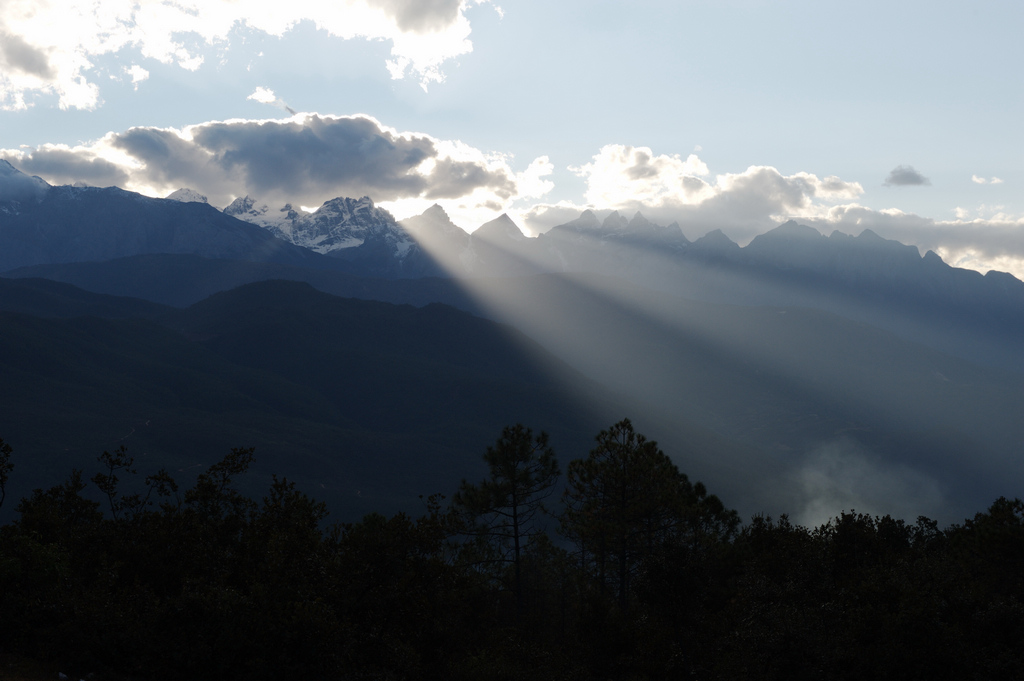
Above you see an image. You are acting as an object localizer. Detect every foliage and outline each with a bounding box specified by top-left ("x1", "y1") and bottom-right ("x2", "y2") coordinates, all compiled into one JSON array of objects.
[
  {"x1": 454, "y1": 424, "x2": 560, "y2": 614},
  {"x1": 561, "y1": 418, "x2": 738, "y2": 610},
  {"x1": 0, "y1": 436, "x2": 11, "y2": 509},
  {"x1": 1, "y1": 429, "x2": 1023, "y2": 681}
]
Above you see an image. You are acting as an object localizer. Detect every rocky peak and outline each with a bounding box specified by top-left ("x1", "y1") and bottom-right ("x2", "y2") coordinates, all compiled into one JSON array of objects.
[
  {"x1": 474, "y1": 213, "x2": 526, "y2": 243},
  {"x1": 223, "y1": 195, "x2": 260, "y2": 216},
  {"x1": 627, "y1": 212, "x2": 651, "y2": 229},
  {"x1": 601, "y1": 211, "x2": 629, "y2": 232},
  {"x1": 691, "y1": 229, "x2": 740, "y2": 252},
  {"x1": 165, "y1": 188, "x2": 208, "y2": 204}
]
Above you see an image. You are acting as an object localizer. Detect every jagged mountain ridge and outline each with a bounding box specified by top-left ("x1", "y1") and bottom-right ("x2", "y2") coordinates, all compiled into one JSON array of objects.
[
  {"x1": 3, "y1": 162, "x2": 1022, "y2": 369},
  {"x1": 223, "y1": 195, "x2": 409, "y2": 254},
  {"x1": 0, "y1": 169, "x2": 336, "y2": 272},
  {"x1": 6, "y1": 158, "x2": 1016, "y2": 304},
  {"x1": 222, "y1": 194, "x2": 449, "y2": 278}
]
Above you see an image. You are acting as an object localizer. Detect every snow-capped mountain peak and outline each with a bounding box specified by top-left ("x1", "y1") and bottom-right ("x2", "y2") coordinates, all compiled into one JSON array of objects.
[
  {"x1": 225, "y1": 193, "x2": 415, "y2": 258},
  {"x1": 165, "y1": 188, "x2": 209, "y2": 204}
]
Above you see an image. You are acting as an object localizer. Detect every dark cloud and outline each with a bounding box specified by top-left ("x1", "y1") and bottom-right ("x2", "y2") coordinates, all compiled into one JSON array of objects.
[
  {"x1": 0, "y1": 31, "x2": 54, "y2": 78},
  {"x1": 376, "y1": 0, "x2": 463, "y2": 32},
  {"x1": 112, "y1": 126, "x2": 244, "y2": 195},
  {"x1": 423, "y1": 157, "x2": 516, "y2": 200},
  {"x1": 884, "y1": 165, "x2": 931, "y2": 187},
  {"x1": 70, "y1": 114, "x2": 519, "y2": 208},
  {"x1": 4, "y1": 148, "x2": 129, "y2": 188},
  {"x1": 188, "y1": 115, "x2": 436, "y2": 202}
]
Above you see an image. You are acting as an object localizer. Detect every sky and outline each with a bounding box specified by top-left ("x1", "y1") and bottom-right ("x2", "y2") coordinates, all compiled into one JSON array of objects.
[{"x1": 1, "y1": 0, "x2": 1023, "y2": 277}]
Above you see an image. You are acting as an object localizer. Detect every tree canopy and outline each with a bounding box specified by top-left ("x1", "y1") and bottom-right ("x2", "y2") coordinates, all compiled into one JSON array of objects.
[{"x1": 0, "y1": 424, "x2": 1021, "y2": 681}]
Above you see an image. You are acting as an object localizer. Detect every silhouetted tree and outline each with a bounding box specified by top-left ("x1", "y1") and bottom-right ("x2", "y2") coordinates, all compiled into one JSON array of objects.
[
  {"x1": 454, "y1": 424, "x2": 560, "y2": 618},
  {"x1": 0, "y1": 436, "x2": 12, "y2": 509},
  {"x1": 562, "y1": 418, "x2": 737, "y2": 611}
]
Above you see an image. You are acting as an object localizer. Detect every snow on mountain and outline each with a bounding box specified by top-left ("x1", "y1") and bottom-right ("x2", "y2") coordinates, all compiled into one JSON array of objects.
[
  {"x1": 224, "y1": 194, "x2": 416, "y2": 259},
  {"x1": 165, "y1": 188, "x2": 209, "y2": 204},
  {"x1": 223, "y1": 196, "x2": 309, "y2": 233}
]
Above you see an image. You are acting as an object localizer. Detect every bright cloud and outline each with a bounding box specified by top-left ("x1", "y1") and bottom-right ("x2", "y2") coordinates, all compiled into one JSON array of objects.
[
  {"x1": 972, "y1": 175, "x2": 1004, "y2": 185},
  {"x1": 125, "y1": 65, "x2": 149, "y2": 90},
  {"x1": 806, "y1": 205, "x2": 1024, "y2": 280},
  {"x1": 247, "y1": 87, "x2": 296, "y2": 115},
  {"x1": 0, "y1": 0, "x2": 487, "y2": 110},
  {"x1": 519, "y1": 142, "x2": 1024, "y2": 280},
  {"x1": 247, "y1": 87, "x2": 277, "y2": 105},
  {"x1": 553, "y1": 143, "x2": 863, "y2": 240},
  {"x1": 572, "y1": 144, "x2": 711, "y2": 207},
  {"x1": 515, "y1": 156, "x2": 555, "y2": 200}
]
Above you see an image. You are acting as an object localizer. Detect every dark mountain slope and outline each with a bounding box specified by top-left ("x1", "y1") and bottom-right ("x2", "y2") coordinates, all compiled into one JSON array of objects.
[
  {"x1": 159, "y1": 280, "x2": 578, "y2": 433},
  {"x1": 0, "y1": 280, "x2": 642, "y2": 522},
  {"x1": 3, "y1": 253, "x2": 476, "y2": 309},
  {"x1": 8, "y1": 210, "x2": 1023, "y2": 375},
  {"x1": 0, "y1": 276, "x2": 169, "y2": 319},
  {"x1": 0, "y1": 185, "x2": 338, "y2": 272}
]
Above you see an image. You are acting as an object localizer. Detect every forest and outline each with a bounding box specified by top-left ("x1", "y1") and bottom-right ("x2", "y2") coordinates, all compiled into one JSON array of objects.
[{"x1": 1, "y1": 421, "x2": 1022, "y2": 681}]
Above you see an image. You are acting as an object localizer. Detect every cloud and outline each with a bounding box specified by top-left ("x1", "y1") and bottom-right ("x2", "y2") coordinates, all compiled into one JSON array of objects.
[
  {"x1": 572, "y1": 144, "x2": 710, "y2": 207},
  {"x1": 0, "y1": 112, "x2": 531, "y2": 215},
  {"x1": 125, "y1": 65, "x2": 149, "y2": 91},
  {"x1": 247, "y1": 87, "x2": 296, "y2": 115},
  {"x1": 1, "y1": 145, "x2": 130, "y2": 188},
  {"x1": 515, "y1": 156, "x2": 555, "y2": 200},
  {"x1": 804, "y1": 204, "x2": 1024, "y2": 279},
  {"x1": 0, "y1": 30, "x2": 55, "y2": 79},
  {"x1": 376, "y1": 0, "x2": 464, "y2": 32},
  {"x1": 0, "y1": 0, "x2": 489, "y2": 109},
  {"x1": 520, "y1": 142, "x2": 1024, "y2": 280},
  {"x1": 884, "y1": 165, "x2": 931, "y2": 187},
  {"x1": 542, "y1": 143, "x2": 863, "y2": 242},
  {"x1": 972, "y1": 175, "x2": 1004, "y2": 185},
  {"x1": 792, "y1": 438, "x2": 944, "y2": 528}
]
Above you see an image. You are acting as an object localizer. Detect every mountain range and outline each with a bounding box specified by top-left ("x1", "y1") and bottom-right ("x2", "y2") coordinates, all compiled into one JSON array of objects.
[{"x1": 2, "y1": 162, "x2": 1022, "y2": 525}]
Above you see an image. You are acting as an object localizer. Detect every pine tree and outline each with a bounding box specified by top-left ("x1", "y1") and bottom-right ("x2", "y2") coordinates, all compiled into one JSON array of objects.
[
  {"x1": 561, "y1": 418, "x2": 737, "y2": 610},
  {"x1": 454, "y1": 424, "x2": 560, "y2": 617},
  {"x1": 0, "y1": 436, "x2": 12, "y2": 509}
]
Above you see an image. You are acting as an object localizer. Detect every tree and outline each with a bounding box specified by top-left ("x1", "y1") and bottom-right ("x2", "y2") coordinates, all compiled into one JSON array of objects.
[
  {"x1": 561, "y1": 418, "x2": 737, "y2": 610},
  {"x1": 0, "y1": 436, "x2": 12, "y2": 509},
  {"x1": 454, "y1": 424, "x2": 560, "y2": 617},
  {"x1": 91, "y1": 445, "x2": 180, "y2": 523}
]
